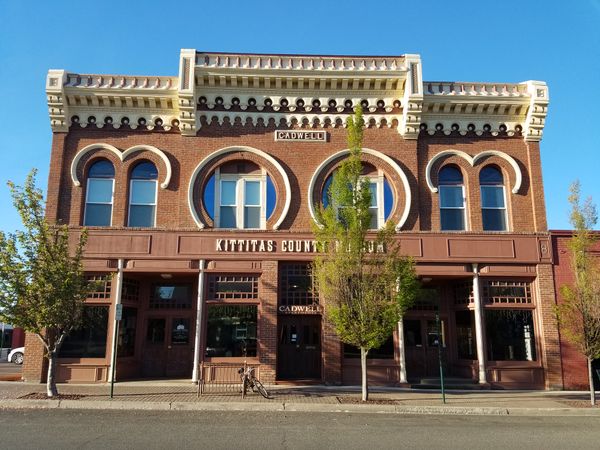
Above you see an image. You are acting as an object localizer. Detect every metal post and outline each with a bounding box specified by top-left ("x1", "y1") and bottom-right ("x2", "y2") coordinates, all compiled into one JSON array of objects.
[
  {"x1": 0, "y1": 322, "x2": 5, "y2": 361},
  {"x1": 436, "y1": 311, "x2": 446, "y2": 404},
  {"x1": 109, "y1": 259, "x2": 124, "y2": 398},
  {"x1": 192, "y1": 260, "x2": 206, "y2": 383}
]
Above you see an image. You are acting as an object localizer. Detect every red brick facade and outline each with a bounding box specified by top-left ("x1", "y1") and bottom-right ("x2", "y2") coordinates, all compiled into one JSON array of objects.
[{"x1": 24, "y1": 51, "x2": 562, "y2": 389}]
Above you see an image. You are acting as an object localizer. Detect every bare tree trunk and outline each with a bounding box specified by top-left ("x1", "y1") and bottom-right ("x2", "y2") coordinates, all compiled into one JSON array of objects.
[
  {"x1": 588, "y1": 357, "x2": 596, "y2": 406},
  {"x1": 46, "y1": 351, "x2": 59, "y2": 398},
  {"x1": 360, "y1": 347, "x2": 368, "y2": 402}
]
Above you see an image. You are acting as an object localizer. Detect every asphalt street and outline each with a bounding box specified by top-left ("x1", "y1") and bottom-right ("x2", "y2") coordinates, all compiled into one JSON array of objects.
[{"x1": 0, "y1": 409, "x2": 599, "y2": 449}]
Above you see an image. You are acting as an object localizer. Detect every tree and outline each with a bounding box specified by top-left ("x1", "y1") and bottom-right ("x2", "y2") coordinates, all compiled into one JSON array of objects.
[
  {"x1": 0, "y1": 170, "x2": 94, "y2": 397},
  {"x1": 556, "y1": 181, "x2": 600, "y2": 406},
  {"x1": 312, "y1": 106, "x2": 420, "y2": 401}
]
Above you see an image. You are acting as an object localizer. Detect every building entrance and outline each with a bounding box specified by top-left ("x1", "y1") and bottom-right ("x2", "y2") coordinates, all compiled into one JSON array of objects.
[
  {"x1": 404, "y1": 317, "x2": 447, "y2": 379},
  {"x1": 142, "y1": 315, "x2": 193, "y2": 378},
  {"x1": 277, "y1": 316, "x2": 321, "y2": 380}
]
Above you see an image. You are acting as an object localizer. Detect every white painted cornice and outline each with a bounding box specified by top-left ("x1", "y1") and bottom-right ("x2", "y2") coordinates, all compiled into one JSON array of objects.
[{"x1": 45, "y1": 49, "x2": 549, "y2": 141}]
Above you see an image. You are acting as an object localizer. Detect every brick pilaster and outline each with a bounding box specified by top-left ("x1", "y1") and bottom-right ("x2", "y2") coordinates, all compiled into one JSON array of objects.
[
  {"x1": 536, "y1": 263, "x2": 563, "y2": 389},
  {"x1": 21, "y1": 332, "x2": 46, "y2": 383},
  {"x1": 258, "y1": 260, "x2": 278, "y2": 383},
  {"x1": 322, "y1": 316, "x2": 342, "y2": 384}
]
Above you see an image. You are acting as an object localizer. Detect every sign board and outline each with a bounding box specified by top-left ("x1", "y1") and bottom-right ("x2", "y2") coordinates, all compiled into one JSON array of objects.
[
  {"x1": 115, "y1": 304, "x2": 123, "y2": 321},
  {"x1": 274, "y1": 130, "x2": 327, "y2": 142},
  {"x1": 278, "y1": 304, "x2": 322, "y2": 314}
]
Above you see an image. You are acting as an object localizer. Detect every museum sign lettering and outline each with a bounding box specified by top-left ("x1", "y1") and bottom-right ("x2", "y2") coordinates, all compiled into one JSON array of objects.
[{"x1": 215, "y1": 238, "x2": 384, "y2": 254}]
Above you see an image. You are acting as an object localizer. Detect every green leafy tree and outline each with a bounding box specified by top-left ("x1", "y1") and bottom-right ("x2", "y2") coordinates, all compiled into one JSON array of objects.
[
  {"x1": 556, "y1": 181, "x2": 600, "y2": 406},
  {"x1": 312, "y1": 106, "x2": 420, "y2": 401},
  {"x1": 0, "y1": 170, "x2": 93, "y2": 397}
]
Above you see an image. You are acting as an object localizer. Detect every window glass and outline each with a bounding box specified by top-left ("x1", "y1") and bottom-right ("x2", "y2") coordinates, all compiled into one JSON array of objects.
[
  {"x1": 441, "y1": 208, "x2": 465, "y2": 231},
  {"x1": 383, "y1": 178, "x2": 393, "y2": 219},
  {"x1": 481, "y1": 186, "x2": 505, "y2": 208},
  {"x1": 206, "y1": 305, "x2": 257, "y2": 357},
  {"x1": 479, "y1": 166, "x2": 503, "y2": 184},
  {"x1": 482, "y1": 209, "x2": 507, "y2": 231},
  {"x1": 149, "y1": 284, "x2": 192, "y2": 309},
  {"x1": 404, "y1": 320, "x2": 422, "y2": 346},
  {"x1": 266, "y1": 175, "x2": 276, "y2": 219},
  {"x1": 245, "y1": 181, "x2": 260, "y2": 206},
  {"x1": 220, "y1": 207, "x2": 237, "y2": 228},
  {"x1": 84, "y1": 204, "x2": 112, "y2": 227},
  {"x1": 485, "y1": 310, "x2": 536, "y2": 361},
  {"x1": 87, "y1": 179, "x2": 113, "y2": 203},
  {"x1": 220, "y1": 180, "x2": 237, "y2": 205},
  {"x1": 439, "y1": 166, "x2": 463, "y2": 184},
  {"x1": 344, "y1": 336, "x2": 394, "y2": 359},
  {"x1": 146, "y1": 318, "x2": 166, "y2": 344},
  {"x1": 88, "y1": 160, "x2": 115, "y2": 178},
  {"x1": 59, "y1": 306, "x2": 109, "y2": 358},
  {"x1": 131, "y1": 161, "x2": 158, "y2": 180},
  {"x1": 440, "y1": 186, "x2": 464, "y2": 208},
  {"x1": 455, "y1": 310, "x2": 475, "y2": 359},
  {"x1": 118, "y1": 307, "x2": 137, "y2": 357},
  {"x1": 129, "y1": 205, "x2": 155, "y2": 227},
  {"x1": 171, "y1": 318, "x2": 190, "y2": 345},
  {"x1": 131, "y1": 180, "x2": 156, "y2": 204}
]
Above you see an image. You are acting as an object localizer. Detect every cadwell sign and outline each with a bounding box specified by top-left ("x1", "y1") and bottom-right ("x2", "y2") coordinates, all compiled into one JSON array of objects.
[
  {"x1": 278, "y1": 304, "x2": 322, "y2": 314},
  {"x1": 274, "y1": 130, "x2": 327, "y2": 142}
]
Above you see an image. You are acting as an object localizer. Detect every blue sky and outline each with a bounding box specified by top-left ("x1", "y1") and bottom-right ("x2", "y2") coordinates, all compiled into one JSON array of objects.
[{"x1": 0, "y1": 0, "x2": 598, "y2": 232}]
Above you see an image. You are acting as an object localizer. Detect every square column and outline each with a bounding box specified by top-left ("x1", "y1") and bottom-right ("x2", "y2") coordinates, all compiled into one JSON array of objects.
[
  {"x1": 192, "y1": 260, "x2": 206, "y2": 383},
  {"x1": 397, "y1": 319, "x2": 408, "y2": 384}
]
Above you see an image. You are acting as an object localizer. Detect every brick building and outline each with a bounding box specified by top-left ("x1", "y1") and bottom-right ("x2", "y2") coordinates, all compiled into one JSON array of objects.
[
  {"x1": 24, "y1": 49, "x2": 559, "y2": 389},
  {"x1": 551, "y1": 230, "x2": 600, "y2": 390}
]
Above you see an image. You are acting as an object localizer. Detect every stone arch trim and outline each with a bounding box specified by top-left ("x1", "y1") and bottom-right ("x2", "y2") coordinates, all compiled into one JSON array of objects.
[
  {"x1": 426, "y1": 149, "x2": 522, "y2": 194},
  {"x1": 187, "y1": 146, "x2": 292, "y2": 229},
  {"x1": 71, "y1": 143, "x2": 172, "y2": 189},
  {"x1": 308, "y1": 148, "x2": 412, "y2": 231}
]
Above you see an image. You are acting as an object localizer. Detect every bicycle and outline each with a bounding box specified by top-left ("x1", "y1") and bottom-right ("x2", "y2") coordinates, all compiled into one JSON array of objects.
[{"x1": 238, "y1": 365, "x2": 269, "y2": 399}]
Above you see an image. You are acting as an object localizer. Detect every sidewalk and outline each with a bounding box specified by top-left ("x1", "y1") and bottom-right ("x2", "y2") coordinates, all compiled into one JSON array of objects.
[{"x1": 1, "y1": 381, "x2": 599, "y2": 416}]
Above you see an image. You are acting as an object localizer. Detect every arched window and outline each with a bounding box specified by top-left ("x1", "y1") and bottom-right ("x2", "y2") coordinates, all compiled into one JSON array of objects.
[
  {"x1": 439, "y1": 165, "x2": 466, "y2": 231},
  {"x1": 322, "y1": 170, "x2": 393, "y2": 230},
  {"x1": 128, "y1": 161, "x2": 158, "y2": 227},
  {"x1": 480, "y1": 165, "x2": 507, "y2": 231},
  {"x1": 204, "y1": 161, "x2": 273, "y2": 229},
  {"x1": 84, "y1": 160, "x2": 115, "y2": 226}
]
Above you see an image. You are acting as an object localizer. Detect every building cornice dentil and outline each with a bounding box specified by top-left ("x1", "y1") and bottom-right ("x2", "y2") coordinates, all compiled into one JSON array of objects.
[{"x1": 46, "y1": 49, "x2": 548, "y2": 141}]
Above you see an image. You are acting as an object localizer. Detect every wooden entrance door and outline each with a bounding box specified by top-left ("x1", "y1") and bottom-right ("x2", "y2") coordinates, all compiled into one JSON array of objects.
[
  {"x1": 404, "y1": 317, "x2": 447, "y2": 379},
  {"x1": 277, "y1": 315, "x2": 321, "y2": 380},
  {"x1": 142, "y1": 315, "x2": 193, "y2": 378}
]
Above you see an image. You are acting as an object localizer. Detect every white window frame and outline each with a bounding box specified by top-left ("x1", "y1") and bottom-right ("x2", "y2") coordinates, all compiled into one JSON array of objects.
[
  {"x1": 84, "y1": 177, "x2": 114, "y2": 226},
  {"x1": 214, "y1": 167, "x2": 267, "y2": 229},
  {"x1": 439, "y1": 184, "x2": 467, "y2": 231},
  {"x1": 362, "y1": 171, "x2": 385, "y2": 230},
  {"x1": 128, "y1": 178, "x2": 158, "y2": 227},
  {"x1": 480, "y1": 184, "x2": 508, "y2": 231}
]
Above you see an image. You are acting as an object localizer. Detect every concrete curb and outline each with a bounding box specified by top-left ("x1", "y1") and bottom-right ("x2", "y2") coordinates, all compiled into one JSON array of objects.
[{"x1": 2, "y1": 399, "x2": 600, "y2": 416}]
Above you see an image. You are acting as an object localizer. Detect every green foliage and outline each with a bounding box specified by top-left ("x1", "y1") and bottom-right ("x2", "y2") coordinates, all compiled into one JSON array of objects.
[
  {"x1": 555, "y1": 181, "x2": 600, "y2": 361},
  {"x1": 312, "y1": 106, "x2": 420, "y2": 354},
  {"x1": 0, "y1": 170, "x2": 93, "y2": 354}
]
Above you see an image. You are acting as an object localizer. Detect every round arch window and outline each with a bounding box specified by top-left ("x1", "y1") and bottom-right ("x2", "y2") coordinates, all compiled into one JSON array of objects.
[{"x1": 202, "y1": 160, "x2": 276, "y2": 229}]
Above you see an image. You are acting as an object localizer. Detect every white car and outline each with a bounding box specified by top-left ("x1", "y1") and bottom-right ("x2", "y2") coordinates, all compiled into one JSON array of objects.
[{"x1": 7, "y1": 347, "x2": 24, "y2": 365}]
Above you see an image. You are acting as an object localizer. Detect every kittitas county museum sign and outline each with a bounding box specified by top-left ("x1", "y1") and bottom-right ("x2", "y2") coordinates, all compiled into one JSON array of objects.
[{"x1": 215, "y1": 238, "x2": 385, "y2": 254}]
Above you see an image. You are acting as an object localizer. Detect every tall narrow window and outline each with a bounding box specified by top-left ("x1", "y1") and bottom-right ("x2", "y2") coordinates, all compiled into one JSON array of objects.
[
  {"x1": 128, "y1": 161, "x2": 158, "y2": 227},
  {"x1": 84, "y1": 160, "x2": 115, "y2": 226},
  {"x1": 480, "y1": 166, "x2": 507, "y2": 231},
  {"x1": 439, "y1": 165, "x2": 466, "y2": 231}
]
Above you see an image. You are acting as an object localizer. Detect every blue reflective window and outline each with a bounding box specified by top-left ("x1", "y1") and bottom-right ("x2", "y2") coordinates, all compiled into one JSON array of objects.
[
  {"x1": 480, "y1": 166, "x2": 507, "y2": 231},
  {"x1": 128, "y1": 162, "x2": 157, "y2": 227},
  {"x1": 439, "y1": 165, "x2": 465, "y2": 231},
  {"x1": 84, "y1": 160, "x2": 114, "y2": 226}
]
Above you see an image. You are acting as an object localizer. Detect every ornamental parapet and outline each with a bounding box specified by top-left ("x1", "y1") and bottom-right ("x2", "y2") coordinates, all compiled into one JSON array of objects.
[{"x1": 46, "y1": 49, "x2": 548, "y2": 141}]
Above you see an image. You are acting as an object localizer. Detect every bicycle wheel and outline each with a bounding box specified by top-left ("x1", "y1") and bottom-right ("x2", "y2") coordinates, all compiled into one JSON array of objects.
[{"x1": 253, "y1": 379, "x2": 269, "y2": 399}]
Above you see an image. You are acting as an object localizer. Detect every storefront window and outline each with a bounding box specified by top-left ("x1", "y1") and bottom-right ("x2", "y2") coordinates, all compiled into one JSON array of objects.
[
  {"x1": 206, "y1": 305, "x2": 257, "y2": 357},
  {"x1": 118, "y1": 307, "x2": 137, "y2": 357},
  {"x1": 149, "y1": 284, "x2": 192, "y2": 309},
  {"x1": 485, "y1": 310, "x2": 536, "y2": 361},
  {"x1": 59, "y1": 306, "x2": 109, "y2": 358},
  {"x1": 455, "y1": 310, "x2": 475, "y2": 359},
  {"x1": 344, "y1": 336, "x2": 395, "y2": 359}
]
